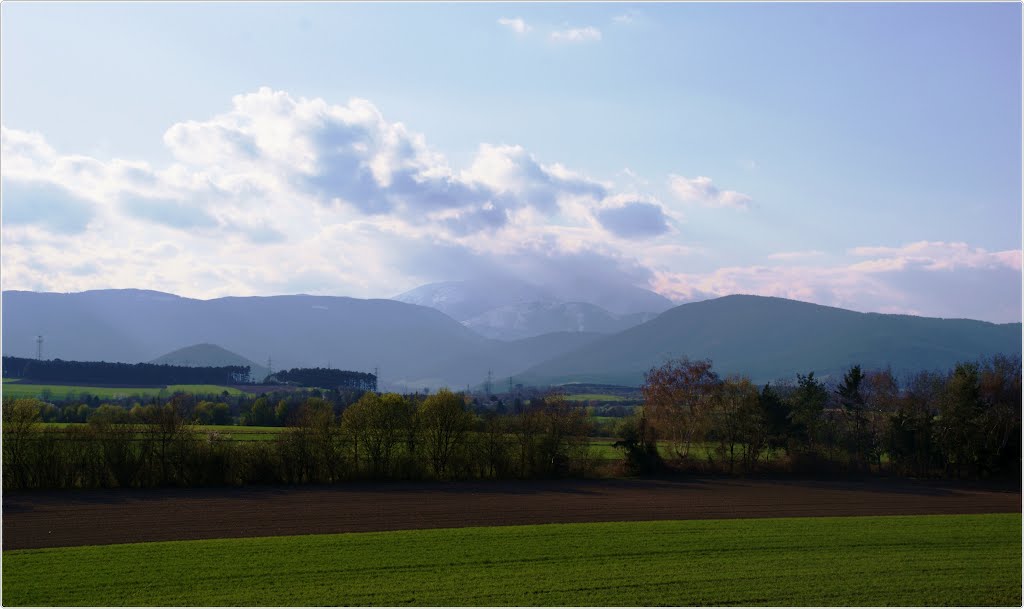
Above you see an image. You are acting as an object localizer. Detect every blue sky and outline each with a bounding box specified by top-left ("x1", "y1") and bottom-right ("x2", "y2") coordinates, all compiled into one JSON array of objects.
[{"x1": 1, "y1": 2, "x2": 1021, "y2": 321}]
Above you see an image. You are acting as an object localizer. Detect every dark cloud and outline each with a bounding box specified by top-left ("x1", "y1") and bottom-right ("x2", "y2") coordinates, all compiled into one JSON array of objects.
[
  {"x1": 596, "y1": 201, "x2": 671, "y2": 239},
  {"x1": 301, "y1": 121, "x2": 394, "y2": 213},
  {"x1": 1, "y1": 179, "x2": 96, "y2": 234}
]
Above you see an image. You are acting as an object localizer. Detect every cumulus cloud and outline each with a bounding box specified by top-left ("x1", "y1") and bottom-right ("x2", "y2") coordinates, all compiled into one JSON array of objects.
[
  {"x1": 497, "y1": 17, "x2": 531, "y2": 34},
  {"x1": 668, "y1": 174, "x2": 752, "y2": 209},
  {"x1": 1, "y1": 89, "x2": 1018, "y2": 323},
  {"x1": 0, "y1": 89, "x2": 647, "y2": 303},
  {"x1": 550, "y1": 26, "x2": 602, "y2": 43}
]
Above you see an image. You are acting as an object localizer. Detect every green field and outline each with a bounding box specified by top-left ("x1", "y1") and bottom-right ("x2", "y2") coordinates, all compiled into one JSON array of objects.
[
  {"x1": 563, "y1": 393, "x2": 630, "y2": 402},
  {"x1": 589, "y1": 439, "x2": 726, "y2": 461},
  {"x1": 1, "y1": 382, "x2": 244, "y2": 400},
  {"x1": 38, "y1": 422, "x2": 285, "y2": 441},
  {"x1": 3, "y1": 514, "x2": 1018, "y2": 606}
]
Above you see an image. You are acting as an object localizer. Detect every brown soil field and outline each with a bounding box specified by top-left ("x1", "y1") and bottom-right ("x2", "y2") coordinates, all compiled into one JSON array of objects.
[{"x1": 3, "y1": 477, "x2": 1019, "y2": 550}]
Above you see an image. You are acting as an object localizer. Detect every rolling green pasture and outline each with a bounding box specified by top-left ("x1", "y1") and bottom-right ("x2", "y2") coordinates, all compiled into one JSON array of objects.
[
  {"x1": 1, "y1": 382, "x2": 243, "y2": 400},
  {"x1": 4, "y1": 514, "x2": 1019, "y2": 606}
]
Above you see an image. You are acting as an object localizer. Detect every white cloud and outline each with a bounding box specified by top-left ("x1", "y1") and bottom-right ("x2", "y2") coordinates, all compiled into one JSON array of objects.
[
  {"x1": 848, "y1": 241, "x2": 1022, "y2": 272},
  {"x1": 668, "y1": 174, "x2": 752, "y2": 210},
  {"x1": 612, "y1": 14, "x2": 635, "y2": 25},
  {"x1": 767, "y1": 250, "x2": 825, "y2": 261},
  {"x1": 461, "y1": 143, "x2": 606, "y2": 214},
  {"x1": 550, "y1": 26, "x2": 602, "y2": 43},
  {"x1": 497, "y1": 17, "x2": 531, "y2": 34}
]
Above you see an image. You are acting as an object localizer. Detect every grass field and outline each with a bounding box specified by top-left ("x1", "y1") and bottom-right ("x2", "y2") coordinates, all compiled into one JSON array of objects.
[
  {"x1": 3, "y1": 514, "x2": 1018, "y2": 606},
  {"x1": 1, "y1": 382, "x2": 244, "y2": 400}
]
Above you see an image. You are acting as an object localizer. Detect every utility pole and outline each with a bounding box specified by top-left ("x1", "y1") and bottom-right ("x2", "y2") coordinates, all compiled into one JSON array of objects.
[
  {"x1": 484, "y1": 369, "x2": 493, "y2": 397},
  {"x1": 35, "y1": 335, "x2": 43, "y2": 360}
]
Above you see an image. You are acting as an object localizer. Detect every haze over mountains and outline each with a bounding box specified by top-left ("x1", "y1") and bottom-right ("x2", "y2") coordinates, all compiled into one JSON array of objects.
[
  {"x1": 393, "y1": 278, "x2": 672, "y2": 340},
  {"x1": 3, "y1": 288, "x2": 1019, "y2": 389}
]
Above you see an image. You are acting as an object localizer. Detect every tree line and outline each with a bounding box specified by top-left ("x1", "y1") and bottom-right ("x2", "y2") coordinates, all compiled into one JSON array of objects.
[
  {"x1": 269, "y1": 367, "x2": 377, "y2": 391},
  {"x1": 2, "y1": 390, "x2": 593, "y2": 490},
  {"x1": 622, "y1": 354, "x2": 1020, "y2": 479},
  {"x1": 2, "y1": 356, "x2": 378, "y2": 391},
  {"x1": 2, "y1": 356, "x2": 250, "y2": 386},
  {"x1": 3, "y1": 355, "x2": 1018, "y2": 490}
]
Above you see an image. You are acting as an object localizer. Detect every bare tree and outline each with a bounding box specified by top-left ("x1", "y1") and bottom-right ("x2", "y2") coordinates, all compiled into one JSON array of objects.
[{"x1": 642, "y1": 358, "x2": 719, "y2": 460}]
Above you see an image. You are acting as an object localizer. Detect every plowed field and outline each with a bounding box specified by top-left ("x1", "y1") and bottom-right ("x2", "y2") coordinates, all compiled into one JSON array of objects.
[{"x1": 4, "y1": 477, "x2": 1018, "y2": 550}]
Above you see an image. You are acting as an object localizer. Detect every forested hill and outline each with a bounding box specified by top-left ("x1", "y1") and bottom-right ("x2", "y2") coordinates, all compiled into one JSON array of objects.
[
  {"x1": 151, "y1": 343, "x2": 270, "y2": 380},
  {"x1": 515, "y1": 295, "x2": 1022, "y2": 386}
]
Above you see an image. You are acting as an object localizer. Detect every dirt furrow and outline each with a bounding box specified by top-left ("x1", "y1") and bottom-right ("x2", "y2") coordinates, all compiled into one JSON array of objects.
[{"x1": 3, "y1": 478, "x2": 1019, "y2": 550}]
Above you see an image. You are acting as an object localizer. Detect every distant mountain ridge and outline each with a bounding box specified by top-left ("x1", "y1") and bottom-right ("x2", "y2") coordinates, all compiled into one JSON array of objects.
[
  {"x1": 3, "y1": 290, "x2": 1018, "y2": 390},
  {"x1": 516, "y1": 294, "x2": 1022, "y2": 386},
  {"x1": 1, "y1": 289, "x2": 602, "y2": 389}
]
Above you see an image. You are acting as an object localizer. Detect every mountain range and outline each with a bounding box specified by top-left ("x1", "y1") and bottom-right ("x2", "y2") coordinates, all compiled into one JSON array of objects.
[
  {"x1": 1, "y1": 289, "x2": 604, "y2": 390},
  {"x1": 3, "y1": 289, "x2": 1019, "y2": 389}
]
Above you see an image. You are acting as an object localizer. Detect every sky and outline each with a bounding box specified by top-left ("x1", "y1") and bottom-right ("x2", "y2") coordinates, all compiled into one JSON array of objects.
[{"x1": 1, "y1": 2, "x2": 1021, "y2": 322}]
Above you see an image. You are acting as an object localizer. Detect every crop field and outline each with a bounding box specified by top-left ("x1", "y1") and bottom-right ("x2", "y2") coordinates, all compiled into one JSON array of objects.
[
  {"x1": 1, "y1": 381, "x2": 243, "y2": 400},
  {"x1": 3, "y1": 514, "x2": 1019, "y2": 606}
]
